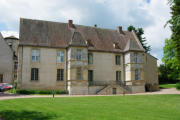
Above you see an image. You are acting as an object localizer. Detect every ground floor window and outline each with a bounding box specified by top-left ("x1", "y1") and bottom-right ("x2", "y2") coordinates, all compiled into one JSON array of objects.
[
  {"x1": 0, "y1": 74, "x2": 3, "y2": 83},
  {"x1": 88, "y1": 70, "x2": 93, "y2": 82},
  {"x1": 76, "y1": 67, "x2": 82, "y2": 80},
  {"x1": 116, "y1": 71, "x2": 121, "y2": 81},
  {"x1": 31, "y1": 68, "x2": 39, "y2": 81},
  {"x1": 57, "y1": 69, "x2": 64, "y2": 81}
]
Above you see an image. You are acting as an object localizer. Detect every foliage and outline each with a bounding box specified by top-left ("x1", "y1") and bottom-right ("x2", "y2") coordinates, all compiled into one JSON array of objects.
[
  {"x1": 127, "y1": 25, "x2": 151, "y2": 53},
  {"x1": 159, "y1": 84, "x2": 176, "y2": 89},
  {"x1": 0, "y1": 95, "x2": 180, "y2": 120},
  {"x1": 162, "y1": 38, "x2": 180, "y2": 82},
  {"x1": 166, "y1": 0, "x2": 180, "y2": 70},
  {"x1": 15, "y1": 89, "x2": 68, "y2": 95},
  {"x1": 176, "y1": 82, "x2": 180, "y2": 90}
]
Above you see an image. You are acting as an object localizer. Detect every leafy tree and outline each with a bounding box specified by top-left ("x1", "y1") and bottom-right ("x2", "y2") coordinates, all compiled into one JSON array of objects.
[
  {"x1": 166, "y1": 0, "x2": 180, "y2": 66},
  {"x1": 127, "y1": 25, "x2": 151, "y2": 53},
  {"x1": 162, "y1": 38, "x2": 180, "y2": 82}
]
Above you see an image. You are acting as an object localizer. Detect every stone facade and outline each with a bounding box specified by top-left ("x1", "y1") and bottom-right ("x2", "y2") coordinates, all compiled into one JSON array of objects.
[
  {"x1": 0, "y1": 33, "x2": 14, "y2": 84},
  {"x1": 17, "y1": 18, "x2": 159, "y2": 95}
]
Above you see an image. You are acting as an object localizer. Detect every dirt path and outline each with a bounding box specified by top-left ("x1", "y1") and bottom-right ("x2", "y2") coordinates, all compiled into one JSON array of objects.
[{"x1": 0, "y1": 88, "x2": 179, "y2": 101}]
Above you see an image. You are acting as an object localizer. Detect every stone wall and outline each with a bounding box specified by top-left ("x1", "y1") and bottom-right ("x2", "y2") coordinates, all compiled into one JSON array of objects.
[
  {"x1": 144, "y1": 54, "x2": 159, "y2": 91},
  {"x1": 0, "y1": 33, "x2": 13, "y2": 84},
  {"x1": 18, "y1": 46, "x2": 67, "y2": 90}
]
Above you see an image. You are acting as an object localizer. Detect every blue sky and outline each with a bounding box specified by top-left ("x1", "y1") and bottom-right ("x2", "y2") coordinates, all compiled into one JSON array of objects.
[{"x1": 0, "y1": 0, "x2": 171, "y2": 65}]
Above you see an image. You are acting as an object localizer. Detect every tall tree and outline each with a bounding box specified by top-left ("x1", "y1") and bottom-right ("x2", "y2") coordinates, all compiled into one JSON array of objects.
[
  {"x1": 127, "y1": 25, "x2": 151, "y2": 53},
  {"x1": 166, "y1": 0, "x2": 180, "y2": 65},
  {"x1": 162, "y1": 38, "x2": 180, "y2": 81}
]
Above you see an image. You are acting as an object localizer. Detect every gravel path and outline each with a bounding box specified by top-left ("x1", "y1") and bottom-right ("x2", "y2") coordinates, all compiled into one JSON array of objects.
[{"x1": 0, "y1": 88, "x2": 179, "y2": 101}]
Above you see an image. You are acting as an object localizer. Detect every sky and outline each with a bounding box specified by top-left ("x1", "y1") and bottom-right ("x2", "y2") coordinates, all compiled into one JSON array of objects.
[{"x1": 0, "y1": 0, "x2": 171, "y2": 65}]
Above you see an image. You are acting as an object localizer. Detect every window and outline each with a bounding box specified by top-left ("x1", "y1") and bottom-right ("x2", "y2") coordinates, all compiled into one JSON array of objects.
[
  {"x1": 76, "y1": 67, "x2": 82, "y2": 79},
  {"x1": 116, "y1": 71, "x2": 121, "y2": 81},
  {"x1": 134, "y1": 53, "x2": 138, "y2": 63},
  {"x1": 76, "y1": 49, "x2": 82, "y2": 60},
  {"x1": 88, "y1": 53, "x2": 93, "y2": 64},
  {"x1": 0, "y1": 74, "x2": 3, "y2": 83},
  {"x1": 88, "y1": 70, "x2": 93, "y2": 82},
  {"x1": 57, "y1": 51, "x2": 64, "y2": 63},
  {"x1": 116, "y1": 55, "x2": 121, "y2": 65},
  {"x1": 31, "y1": 68, "x2": 39, "y2": 81},
  {"x1": 14, "y1": 62, "x2": 18, "y2": 70},
  {"x1": 135, "y1": 69, "x2": 140, "y2": 80},
  {"x1": 57, "y1": 69, "x2": 64, "y2": 81},
  {"x1": 32, "y1": 49, "x2": 40, "y2": 62}
]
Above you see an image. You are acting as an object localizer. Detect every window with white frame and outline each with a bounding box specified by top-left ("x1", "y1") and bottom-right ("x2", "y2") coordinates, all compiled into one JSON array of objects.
[
  {"x1": 57, "y1": 51, "x2": 64, "y2": 63},
  {"x1": 135, "y1": 69, "x2": 140, "y2": 80},
  {"x1": 76, "y1": 49, "x2": 82, "y2": 60},
  {"x1": 32, "y1": 49, "x2": 40, "y2": 62}
]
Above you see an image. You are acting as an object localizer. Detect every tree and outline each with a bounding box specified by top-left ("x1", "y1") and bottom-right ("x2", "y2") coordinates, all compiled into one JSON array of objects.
[
  {"x1": 162, "y1": 38, "x2": 180, "y2": 82},
  {"x1": 127, "y1": 25, "x2": 151, "y2": 53},
  {"x1": 166, "y1": 0, "x2": 180, "y2": 65}
]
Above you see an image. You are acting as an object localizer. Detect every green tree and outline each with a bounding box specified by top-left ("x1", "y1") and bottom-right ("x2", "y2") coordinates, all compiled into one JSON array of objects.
[
  {"x1": 127, "y1": 25, "x2": 151, "y2": 53},
  {"x1": 166, "y1": 0, "x2": 180, "y2": 65},
  {"x1": 162, "y1": 38, "x2": 180, "y2": 81}
]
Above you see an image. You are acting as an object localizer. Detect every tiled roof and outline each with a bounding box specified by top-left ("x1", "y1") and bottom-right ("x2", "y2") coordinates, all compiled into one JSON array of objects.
[{"x1": 19, "y1": 18, "x2": 145, "y2": 52}]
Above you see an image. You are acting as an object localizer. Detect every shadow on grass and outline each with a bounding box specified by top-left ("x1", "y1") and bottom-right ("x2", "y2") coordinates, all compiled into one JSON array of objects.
[{"x1": 0, "y1": 110, "x2": 58, "y2": 120}]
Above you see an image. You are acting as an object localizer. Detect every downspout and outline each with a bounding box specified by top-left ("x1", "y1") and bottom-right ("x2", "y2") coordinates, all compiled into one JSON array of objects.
[{"x1": 65, "y1": 48, "x2": 68, "y2": 92}]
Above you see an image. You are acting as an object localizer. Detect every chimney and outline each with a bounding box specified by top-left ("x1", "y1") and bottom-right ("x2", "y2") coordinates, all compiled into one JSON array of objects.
[
  {"x1": 117, "y1": 26, "x2": 124, "y2": 34},
  {"x1": 94, "y1": 24, "x2": 97, "y2": 27},
  {"x1": 68, "y1": 20, "x2": 73, "y2": 28}
]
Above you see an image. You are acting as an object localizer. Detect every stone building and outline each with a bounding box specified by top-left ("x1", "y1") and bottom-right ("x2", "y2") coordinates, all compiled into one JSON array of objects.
[
  {"x1": 18, "y1": 18, "x2": 159, "y2": 95},
  {"x1": 0, "y1": 32, "x2": 14, "y2": 84},
  {"x1": 4, "y1": 36, "x2": 19, "y2": 81}
]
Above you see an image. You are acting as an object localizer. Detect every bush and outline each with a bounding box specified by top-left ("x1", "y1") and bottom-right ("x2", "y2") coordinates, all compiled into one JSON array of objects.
[
  {"x1": 16, "y1": 89, "x2": 68, "y2": 95},
  {"x1": 176, "y1": 82, "x2": 180, "y2": 90}
]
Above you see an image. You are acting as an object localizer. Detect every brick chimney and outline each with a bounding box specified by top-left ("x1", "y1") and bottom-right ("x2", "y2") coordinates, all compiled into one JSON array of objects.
[
  {"x1": 117, "y1": 26, "x2": 124, "y2": 34},
  {"x1": 68, "y1": 20, "x2": 73, "y2": 28}
]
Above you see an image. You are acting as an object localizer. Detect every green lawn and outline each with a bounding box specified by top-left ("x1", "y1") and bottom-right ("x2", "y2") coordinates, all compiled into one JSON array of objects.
[
  {"x1": 0, "y1": 95, "x2": 180, "y2": 120},
  {"x1": 159, "y1": 84, "x2": 176, "y2": 89}
]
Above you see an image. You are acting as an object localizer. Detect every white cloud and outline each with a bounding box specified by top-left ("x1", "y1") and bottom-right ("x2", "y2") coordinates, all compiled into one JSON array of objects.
[
  {"x1": 1, "y1": 31, "x2": 19, "y2": 38},
  {"x1": 0, "y1": 0, "x2": 171, "y2": 62}
]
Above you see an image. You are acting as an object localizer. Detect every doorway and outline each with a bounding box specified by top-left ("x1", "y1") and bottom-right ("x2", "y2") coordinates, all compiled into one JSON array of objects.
[{"x1": 113, "y1": 88, "x2": 117, "y2": 94}]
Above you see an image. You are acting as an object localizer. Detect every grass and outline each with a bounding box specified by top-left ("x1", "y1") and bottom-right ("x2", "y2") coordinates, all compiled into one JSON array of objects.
[
  {"x1": 159, "y1": 84, "x2": 177, "y2": 89},
  {"x1": 0, "y1": 95, "x2": 180, "y2": 120}
]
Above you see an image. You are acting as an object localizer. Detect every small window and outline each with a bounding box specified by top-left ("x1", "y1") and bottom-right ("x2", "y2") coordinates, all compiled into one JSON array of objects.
[
  {"x1": 88, "y1": 53, "x2": 93, "y2": 64},
  {"x1": 14, "y1": 62, "x2": 18, "y2": 70},
  {"x1": 57, "y1": 69, "x2": 64, "y2": 81},
  {"x1": 76, "y1": 49, "x2": 82, "y2": 60},
  {"x1": 0, "y1": 74, "x2": 3, "y2": 83},
  {"x1": 134, "y1": 53, "x2": 138, "y2": 63},
  {"x1": 57, "y1": 51, "x2": 64, "y2": 63},
  {"x1": 76, "y1": 67, "x2": 82, "y2": 80},
  {"x1": 32, "y1": 49, "x2": 40, "y2": 62},
  {"x1": 116, "y1": 71, "x2": 121, "y2": 81},
  {"x1": 135, "y1": 69, "x2": 140, "y2": 80},
  {"x1": 116, "y1": 55, "x2": 121, "y2": 65},
  {"x1": 31, "y1": 68, "x2": 39, "y2": 81},
  {"x1": 88, "y1": 70, "x2": 93, "y2": 82}
]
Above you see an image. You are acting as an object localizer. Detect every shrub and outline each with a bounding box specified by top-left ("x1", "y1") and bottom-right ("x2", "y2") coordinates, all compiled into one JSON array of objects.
[
  {"x1": 16, "y1": 89, "x2": 68, "y2": 95},
  {"x1": 176, "y1": 82, "x2": 180, "y2": 90}
]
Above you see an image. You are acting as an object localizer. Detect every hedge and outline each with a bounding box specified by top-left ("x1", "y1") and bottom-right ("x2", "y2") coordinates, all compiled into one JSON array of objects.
[
  {"x1": 176, "y1": 82, "x2": 180, "y2": 90},
  {"x1": 15, "y1": 89, "x2": 68, "y2": 95}
]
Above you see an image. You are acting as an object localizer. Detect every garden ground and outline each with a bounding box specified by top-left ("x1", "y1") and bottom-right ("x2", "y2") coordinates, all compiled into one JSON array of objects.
[{"x1": 0, "y1": 94, "x2": 180, "y2": 120}]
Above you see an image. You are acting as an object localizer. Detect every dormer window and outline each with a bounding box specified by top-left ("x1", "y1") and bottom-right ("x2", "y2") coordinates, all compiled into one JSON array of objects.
[
  {"x1": 86, "y1": 39, "x2": 93, "y2": 47},
  {"x1": 113, "y1": 42, "x2": 120, "y2": 49}
]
